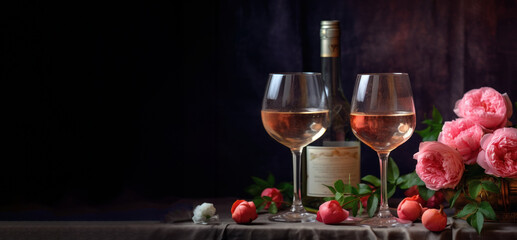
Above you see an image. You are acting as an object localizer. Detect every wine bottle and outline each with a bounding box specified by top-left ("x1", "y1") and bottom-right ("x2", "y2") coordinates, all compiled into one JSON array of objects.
[{"x1": 303, "y1": 20, "x2": 361, "y2": 210}]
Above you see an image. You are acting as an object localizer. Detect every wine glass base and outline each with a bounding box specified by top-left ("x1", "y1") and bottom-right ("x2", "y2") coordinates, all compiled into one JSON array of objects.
[
  {"x1": 360, "y1": 216, "x2": 412, "y2": 228},
  {"x1": 268, "y1": 212, "x2": 316, "y2": 223}
]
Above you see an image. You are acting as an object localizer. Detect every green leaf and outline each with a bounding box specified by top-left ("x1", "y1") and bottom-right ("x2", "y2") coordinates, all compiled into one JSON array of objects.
[
  {"x1": 277, "y1": 182, "x2": 293, "y2": 192},
  {"x1": 415, "y1": 126, "x2": 431, "y2": 139},
  {"x1": 335, "y1": 192, "x2": 345, "y2": 206},
  {"x1": 387, "y1": 157, "x2": 400, "y2": 184},
  {"x1": 432, "y1": 105, "x2": 443, "y2": 124},
  {"x1": 343, "y1": 183, "x2": 353, "y2": 193},
  {"x1": 351, "y1": 199, "x2": 360, "y2": 217},
  {"x1": 253, "y1": 197, "x2": 266, "y2": 211},
  {"x1": 278, "y1": 182, "x2": 293, "y2": 201},
  {"x1": 418, "y1": 186, "x2": 435, "y2": 201},
  {"x1": 245, "y1": 184, "x2": 263, "y2": 197},
  {"x1": 387, "y1": 182, "x2": 397, "y2": 199},
  {"x1": 416, "y1": 106, "x2": 443, "y2": 141},
  {"x1": 468, "y1": 180, "x2": 482, "y2": 199},
  {"x1": 268, "y1": 201, "x2": 278, "y2": 214},
  {"x1": 324, "y1": 184, "x2": 337, "y2": 195},
  {"x1": 469, "y1": 211, "x2": 484, "y2": 234},
  {"x1": 357, "y1": 202, "x2": 364, "y2": 217},
  {"x1": 358, "y1": 183, "x2": 373, "y2": 195},
  {"x1": 478, "y1": 201, "x2": 496, "y2": 220},
  {"x1": 262, "y1": 196, "x2": 272, "y2": 202},
  {"x1": 342, "y1": 195, "x2": 358, "y2": 209},
  {"x1": 397, "y1": 171, "x2": 424, "y2": 189},
  {"x1": 361, "y1": 175, "x2": 381, "y2": 188},
  {"x1": 466, "y1": 214, "x2": 474, "y2": 226},
  {"x1": 350, "y1": 185, "x2": 359, "y2": 195},
  {"x1": 481, "y1": 181, "x2": 500, "y2": 193},
  {"x1": 449, "y1": 190, "x2": 462, "y2": 208},
  {"x1": 456, "y1": 203, "x2": 478, "y2": 218},
  {"x1": 422, "y1": 132, "x2": 440, "y2": 141},
  {"x1": 367, "y1": 193, "x2": 379, "y2": 217},
  {"x1": 421, "y1": 119, "x2": 436, "y2": 126},
  {"x1": 334, "y1": 179, "x2": 345, "y2": 193},
  {"x1": 266, "y1": 173, "x2": 275, "y2": 186},
  {"x1": 251, "y1": 176, "x2": 271, "y2": 188},
  {"x1": 256, "y1": 203, "x2": 266, "y2": 211}
]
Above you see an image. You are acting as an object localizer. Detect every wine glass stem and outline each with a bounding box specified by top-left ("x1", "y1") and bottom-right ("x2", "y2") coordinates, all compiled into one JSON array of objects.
[
  {"x1": 378, "y1": 151, "x2": 392, "y2": 218},
  {"x1": 290, "y1": 148, "x2": 305, "y2": 213}
]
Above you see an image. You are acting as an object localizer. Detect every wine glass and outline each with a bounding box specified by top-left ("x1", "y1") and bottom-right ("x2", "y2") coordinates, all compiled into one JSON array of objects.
[
  {"x1": 350, "y1": 73, "x2": 416, "y2": 227},
  {"x1": 261, "y1": 72, "x2": 329, "y2": 222}
]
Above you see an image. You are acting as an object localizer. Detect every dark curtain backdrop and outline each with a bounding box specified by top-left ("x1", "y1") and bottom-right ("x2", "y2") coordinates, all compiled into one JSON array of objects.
[{"x1": 3, "y1": 0, "x2": 517, "y2": 208}]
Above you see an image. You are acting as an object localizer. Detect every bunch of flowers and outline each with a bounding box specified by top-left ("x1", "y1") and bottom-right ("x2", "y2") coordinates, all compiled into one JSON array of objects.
[{"x1": 413, "y1": 87, "x2": 516, "y2": 234}]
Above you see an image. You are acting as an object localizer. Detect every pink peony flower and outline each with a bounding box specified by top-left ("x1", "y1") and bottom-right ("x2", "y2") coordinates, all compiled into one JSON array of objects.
[
  {"x1": 476, "y1": 128, "x2": 517, "y2": 178},
  {"x1": 261, "y1": 188, "x2": 283, "y2": 209},
  {"x1": 316, "y1": 200, "x2": 349, "y2": 224},
  {"x1": 438, "y1": 118, "x2": 485, "y2": 164},
  {"x1": 397, "y1": 196, "x2": 423, "y2": 221},
  {"x1": 414, "y1": 142, "x2": 464, "y2": 191},
  {"x1": 231, "y1": 200, "x2": 258, "y2": 224},
  {"x1": 453, "y1": 87, "x2": 512, "y2": 130}
]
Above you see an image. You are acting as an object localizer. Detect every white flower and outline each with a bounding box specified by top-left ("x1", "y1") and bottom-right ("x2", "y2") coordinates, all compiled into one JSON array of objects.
[{"x1": 192, "y1": 202, "x2": 218, "y2": 224}]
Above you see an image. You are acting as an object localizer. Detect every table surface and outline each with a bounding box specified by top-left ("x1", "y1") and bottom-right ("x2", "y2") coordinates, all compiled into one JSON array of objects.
[{"x1": 1, "y1": 198, "x2": 516, "y2": 240}]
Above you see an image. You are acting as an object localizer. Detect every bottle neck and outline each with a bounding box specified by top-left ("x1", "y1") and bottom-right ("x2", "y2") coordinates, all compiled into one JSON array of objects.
[
  {"x1": 321, "y1": 57, "x2": 343, "y2": 98},
  {"x1": 321, "y1": 48, "x2": 355, "y2": 142}
]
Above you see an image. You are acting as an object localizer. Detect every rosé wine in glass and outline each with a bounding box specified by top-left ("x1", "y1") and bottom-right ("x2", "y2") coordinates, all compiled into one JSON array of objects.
[
  {"x1": 350, "y1": 112, "x2": 415, "y2": 152},
  {"x1": 262, "y1": 109, "x2": 329, "y2": 149},
  {"x1": 261, "y1": 72, "x2": 329, "y2": 222},
  {"x1": 350, "y1": 73, "x2": 416, "y2": 227}
]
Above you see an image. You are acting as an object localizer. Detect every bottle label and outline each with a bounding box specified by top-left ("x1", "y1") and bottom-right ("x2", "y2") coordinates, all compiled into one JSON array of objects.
[{"x1": 306, "y1": 142, "x2": 360, "y2": 197}]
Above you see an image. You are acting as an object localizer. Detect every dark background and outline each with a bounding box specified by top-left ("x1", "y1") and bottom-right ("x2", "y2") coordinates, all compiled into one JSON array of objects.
[{"x1": 3, "y1": 0, "x2": 517, "y2": 215}]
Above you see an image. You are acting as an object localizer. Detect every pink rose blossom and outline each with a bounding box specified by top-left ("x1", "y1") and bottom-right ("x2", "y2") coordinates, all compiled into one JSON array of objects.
[
  {"x1": 454, "y1": 87, "x2": 512, "y2": 130},
  {"x1": 231, "y1": 200, "x2": 258, "y2": 224},
  {"x1": 316, "y1": 200, "x2": 349, "y2": 224},
  {"x1": 438, "y1": 118, "x2": 485, "y2": 164},
  {"x1": 261, "y1": 188, "x2": 283, "y2": 209},
  {"x1": 414, "y1": 142, "x2": 464, "y2": 191},
  {"x1": 477, "y1": 128, "x2": 517, "y2": 178}
]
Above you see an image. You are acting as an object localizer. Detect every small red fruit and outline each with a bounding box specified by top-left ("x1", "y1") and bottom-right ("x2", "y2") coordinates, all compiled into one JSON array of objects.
[
  {"x1": 397, "y1": 196, "x2": 423, "y2": 221},
  {"x1": 421, "y1": 205, "x2": 447, "y2": 232}
]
